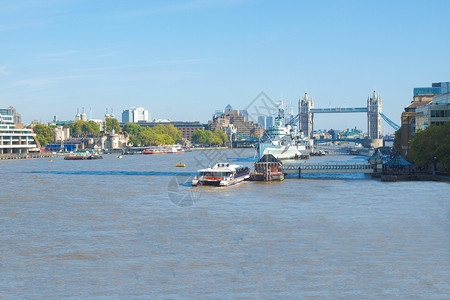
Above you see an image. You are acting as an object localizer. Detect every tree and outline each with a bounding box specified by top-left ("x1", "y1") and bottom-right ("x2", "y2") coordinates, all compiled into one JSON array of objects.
[
  {"x1": 123, "y1": 123, "x2": 144, "y2": 135},
  {"x1": 105, "y1": 117, "x2": 120, "y2": 134},
  {"x1": 33, "y1": 124, "x2": 54, "y2": 146},
  {"x1": 192, "y1": 129, "x2": 207, "y2": 146},
  {"x1": 152, "y1": 124, "x2": 168, "y2": 135},
  {"x1": 166, "y1": 124, "x2": 182, "y2": 143},
  {"x1": 70, "y1": 120, "x2": 84, "y2": 137},
  {"x1": 213, "y1": 129, "x2": 227, "y2": 146},
  {"x1": 393, "y1": 128, "x2": 401, "y2": 153},
  {"x1": 82, "y1": 121, "x2": 100, "y2": 135},
  {"x1": 409, "y1": 121, "x2": 450, "y2": 169}
]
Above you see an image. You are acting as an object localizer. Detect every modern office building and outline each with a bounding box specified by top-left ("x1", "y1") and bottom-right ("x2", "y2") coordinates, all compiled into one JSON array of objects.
[
  {"x1": 415, "y1": 92, "x2": 450, "y2": 131},
  {"x1": 122, "y1": 107, "x2": 151, "y2": 123},
  {"x1": 413, "y1": 82, "x2": 450, "y2": 96},
  {"x1": 257, "y1": 115, "x2": 266, "y2": 129},
  {"x1": 0, "y1": 111, "x2": 38, "y2": 154},
  {"x1": 0, "y1": 106, "x2": 22, "y2": 124}
]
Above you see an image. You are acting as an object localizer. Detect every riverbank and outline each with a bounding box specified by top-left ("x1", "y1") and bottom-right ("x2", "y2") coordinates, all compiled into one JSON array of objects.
[
  {"x1": 0, "y1": 153, "x2": 58, "y2": 160},
  {"x1": 381, "y1": 173, "x2": 450, "y2": 182},
  {"x1": 190, "y1": 146, "x2": 229, "y2": 151}
]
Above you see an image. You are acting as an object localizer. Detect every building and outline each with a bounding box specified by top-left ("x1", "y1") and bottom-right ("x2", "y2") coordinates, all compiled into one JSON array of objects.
[
  {"x1": 413, "y1": 82, "x2": 450, "y2": 96},
  {"x1": 0, "y1": 106, "x2": 22, "y2": 124},
  {"x1": 400, "y1": 82, "x2": 449, "y2": 156},
  {"x1": 257, "y1": 115, "x2": 274, "y2": 130},
  {"x1": 209, "y1": 106, "x2": 263, "y2": 138},
  {"x1": 122, "y1": 107, "x2": 150, "y2": 123},
  {"x1": 415, "y1": 92, "x2": 450, "y2": 131},
  {"x1": 0, "y1": 111, "x2": 38, "y2": 154},
  {"x1": 121, "y1": 121, "x2": 205, "y2": 141},
  {"x1": 258, "y1": 115, "x2": 266, "y2": 129}
]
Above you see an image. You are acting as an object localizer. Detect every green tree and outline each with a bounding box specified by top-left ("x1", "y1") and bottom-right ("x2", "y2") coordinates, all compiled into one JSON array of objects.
[
  {"x1": 213, "y1": 129, "x2": 227, "y2": 146},
  {"x1": 166, "y1": 124, "x2": 182, "y2": 143},
  {"x1": 152, "y1": 124, "x2": 168, "y2": 135},
  {"x1": 123, "y1": 123, "x2": 144, "y2": 135},
  {"x1": 192, "y1": 129, "x2": 207, "y2": 146},
  {"x1": 105, "y1": 118, "x2": 120, "y2": 133},
  {"x1": 70, "y1": 120, "x2": 84, "y2": 137},
  {"x1": 409, "y1": 121, "x2": 450, "y2": 169},
  {"x1": 393, "y1": 128, "x2": 401, "y2": 153},
  {"x1": 33, "y1": 124, "x2": 54, "y2": 146},
  {"x1": 82, "y1": 120, "x2": 100, "y2": 135},
  {"x1": 203, "y1": 130, "x2": 214, "y2": 146}
]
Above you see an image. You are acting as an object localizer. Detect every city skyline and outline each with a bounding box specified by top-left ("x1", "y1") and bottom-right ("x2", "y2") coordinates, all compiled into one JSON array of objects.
[{"x1": 1, "y1": 0, "x2": 449, "y2": 134}]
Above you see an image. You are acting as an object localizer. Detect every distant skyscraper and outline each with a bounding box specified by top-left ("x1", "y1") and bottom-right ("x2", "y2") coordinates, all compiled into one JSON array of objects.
[
  {"x1": 122, "y1": 107, "x2": 150, "y2": 123},
  {"x1": 257, "y1": 115, "x2": 266, "y2": 129},
  {"x1": 0, "y1": 106, "x2": 21, "y2": 124},
  {"x1": 239, "y1": 110, "x2": 249, "y2": 121},
  {"x1": 266, "y1": 116, "x2": 273, "y2": 128}
]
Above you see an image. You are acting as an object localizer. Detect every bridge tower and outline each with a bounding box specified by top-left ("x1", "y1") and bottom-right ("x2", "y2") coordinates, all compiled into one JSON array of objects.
[
  {"x1": 299, "y1": 91, "x2": 314, "y2": 138},
  {"x1": 367, "y1": 90, "x2": 382, "y2": 139}
]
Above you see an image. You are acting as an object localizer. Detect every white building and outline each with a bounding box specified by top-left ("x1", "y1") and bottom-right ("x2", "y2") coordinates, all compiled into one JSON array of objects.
[
  {"x1": 0, "y1": 113, "x2": 39, "y2": 154},
  {"x1": 122, "y1": 107, "x2": 150, "y2": 123}
]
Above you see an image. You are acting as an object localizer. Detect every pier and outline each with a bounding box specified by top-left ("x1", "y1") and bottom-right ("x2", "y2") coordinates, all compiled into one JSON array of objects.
[
  {"x1": 0, "y1": 153, "x2": 58, "y2": 160},
  {"x1": 282, "y1": 162, "x2": 374, "y2": 177}
]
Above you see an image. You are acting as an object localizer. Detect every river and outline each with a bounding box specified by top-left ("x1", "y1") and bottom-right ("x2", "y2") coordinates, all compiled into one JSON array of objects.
[{"x1": 1, "y1": 149, "x2": 449, "y2": 298}]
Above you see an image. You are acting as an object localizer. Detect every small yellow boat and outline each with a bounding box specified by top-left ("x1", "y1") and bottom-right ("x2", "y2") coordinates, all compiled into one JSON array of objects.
[
  {"x1": 176, "y1": 163, "x2": 186, "y2": 167},
  {"x1": 118, "y1": 155, "x2": 123, "y2": 158}
]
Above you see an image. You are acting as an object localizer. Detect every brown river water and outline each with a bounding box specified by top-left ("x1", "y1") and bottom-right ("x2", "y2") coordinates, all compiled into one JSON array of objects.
[{"x1": 1, "y1": 149, "x2": 449, "y2": 298}]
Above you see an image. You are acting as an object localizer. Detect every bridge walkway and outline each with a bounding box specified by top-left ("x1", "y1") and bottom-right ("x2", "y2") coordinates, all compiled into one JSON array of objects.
[{"x1": 282, "y1": 162, "x2": 374, "y2": 175}]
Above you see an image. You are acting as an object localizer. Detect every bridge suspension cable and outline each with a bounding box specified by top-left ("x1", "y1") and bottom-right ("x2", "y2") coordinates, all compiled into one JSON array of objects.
[{"x1": 379, "y1": 113, "x2": 400, "y2": 131}]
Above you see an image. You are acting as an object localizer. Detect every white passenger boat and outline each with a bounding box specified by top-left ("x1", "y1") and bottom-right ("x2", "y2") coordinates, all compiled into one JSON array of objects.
[
  {"x1": 192, "y1": 163, "x2": 251, "y2": 187},
  {"x1": 166, "y1": 146, "x2": 185, "y2": 154}
]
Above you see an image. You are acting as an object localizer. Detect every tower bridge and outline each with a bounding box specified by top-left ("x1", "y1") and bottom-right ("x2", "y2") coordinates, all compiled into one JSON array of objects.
[{"x1": 295, "y1": 90, "x2": 399, "y2": 141}]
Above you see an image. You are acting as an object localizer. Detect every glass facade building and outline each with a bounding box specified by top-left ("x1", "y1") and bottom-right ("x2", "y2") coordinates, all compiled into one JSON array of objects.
[{"x1": 414, "y1": 82, "x2": 450, "y2": 96}]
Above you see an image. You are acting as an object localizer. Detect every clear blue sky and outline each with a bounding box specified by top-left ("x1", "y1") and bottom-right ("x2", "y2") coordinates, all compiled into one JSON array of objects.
[{"x1": 1, "y1": 0, "x2": 449, "y2": 134}]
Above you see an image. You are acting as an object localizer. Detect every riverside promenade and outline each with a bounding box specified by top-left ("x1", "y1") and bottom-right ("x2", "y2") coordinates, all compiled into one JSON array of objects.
[{"x1": 0, "y1": 153, "x2": 58, "y2": 160}]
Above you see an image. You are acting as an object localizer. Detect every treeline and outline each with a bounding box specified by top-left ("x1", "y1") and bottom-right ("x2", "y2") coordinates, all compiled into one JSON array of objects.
[
  {"x1": 408, "y1": 121, "x2": 450, "y2": 169},
  {"x1": 32, "y1": 118, "x2": 123, "y2": 146},
  {"x1": 71, "y1": 118, "x2": 121, "y2": 136},
  {"x1": 32, "y1": 120, "x2": 229, "y2": 148},
  {"x1": 123, "y1": 123, "x2": 182, "y2": 146},
  {"x1": 191, "y1": 129, "x2": 227, "y2": 146}
]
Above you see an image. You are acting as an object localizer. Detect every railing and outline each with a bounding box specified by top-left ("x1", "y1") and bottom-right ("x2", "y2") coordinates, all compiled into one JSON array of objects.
[
  {"x1": 0, "y1": 153, "x2": 58, "y2": 160},
  {"x1": 282, "y1": 163, "x2": 374, "y2": 174}
]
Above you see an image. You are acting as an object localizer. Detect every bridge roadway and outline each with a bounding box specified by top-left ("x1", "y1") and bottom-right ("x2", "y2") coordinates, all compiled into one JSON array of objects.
[{"x1": 282, "y1": 162, "x2": 374, "y2": 175}]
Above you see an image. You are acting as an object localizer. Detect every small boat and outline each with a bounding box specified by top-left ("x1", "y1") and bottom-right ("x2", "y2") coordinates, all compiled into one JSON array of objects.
[
  {"x1": 167, "y1": 146, "x2": 185, "y2": 154},
  {"x1": 192, "y1": 163, "x2": 250, "y2": 187},
  {"x1": 64, "y1": 151, "x2": 102, "y2": 160},
  {"x1": 176, "y1": 163, "x2": 186, "y2": 167},
  {"x1": 88, "y1": 153, "x2": 103, "y2": 159},
  {"x1": 64, "y1": 152, "x2": 90, "y2": 160}
]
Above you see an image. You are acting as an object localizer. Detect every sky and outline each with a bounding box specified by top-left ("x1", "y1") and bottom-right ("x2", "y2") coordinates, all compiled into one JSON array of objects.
[{"x1": 1, "y1": 0, "x2": 449, "y2": 134}]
